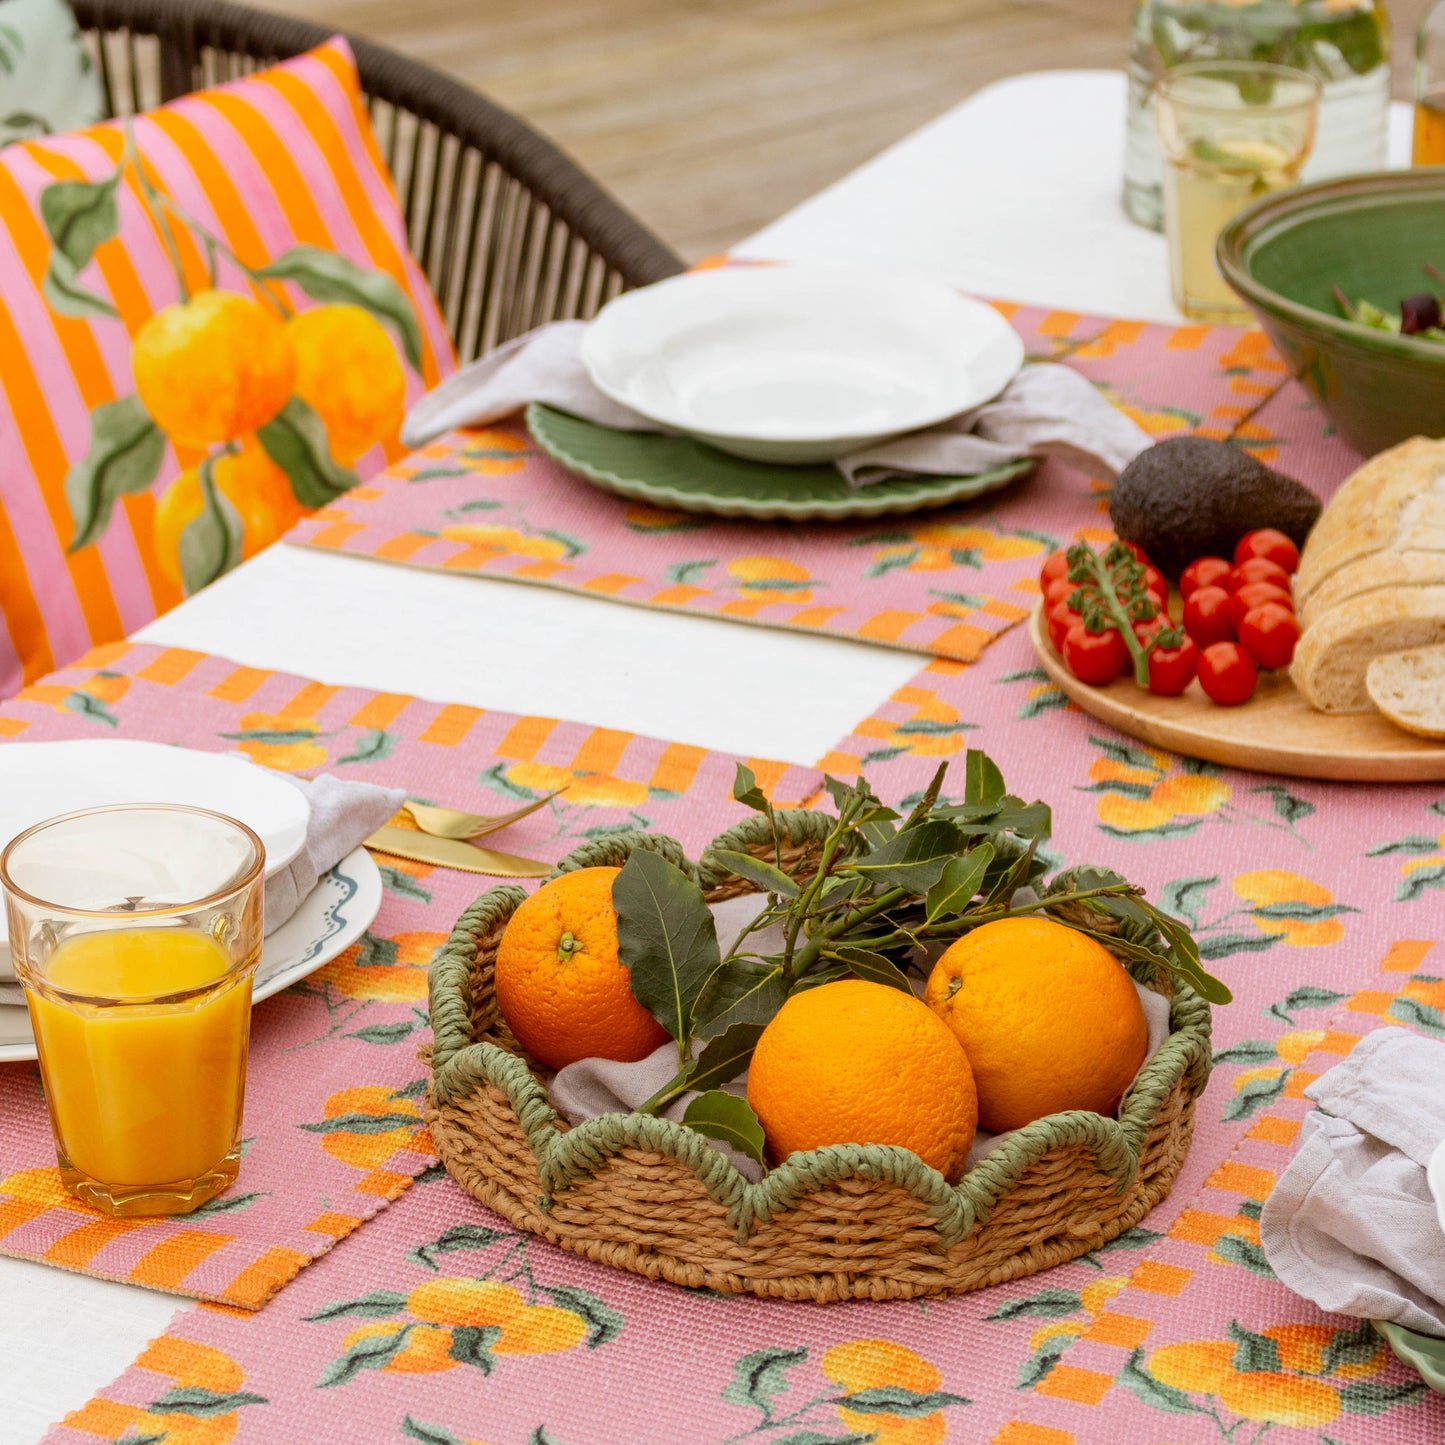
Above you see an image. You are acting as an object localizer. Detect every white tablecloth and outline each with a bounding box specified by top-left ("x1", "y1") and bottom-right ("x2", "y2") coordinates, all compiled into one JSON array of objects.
[{"x1": 0, "y1": 69, "x2": 1416, "y2": 1442}]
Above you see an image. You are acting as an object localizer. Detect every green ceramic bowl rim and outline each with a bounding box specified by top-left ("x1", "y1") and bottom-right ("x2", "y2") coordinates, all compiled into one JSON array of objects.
[{"x1": 1217, "y1": 167, "x2": 1445, "y2": 362}]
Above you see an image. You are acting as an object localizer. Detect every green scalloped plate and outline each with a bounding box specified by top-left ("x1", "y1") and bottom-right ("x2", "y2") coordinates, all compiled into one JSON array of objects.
[
  {"x1": 526, "y1": 403, "x2": 1035, "y2": 521},
  {"x1": 1374, "y1": 1320, "x2": 1445, "y2": 1392}
]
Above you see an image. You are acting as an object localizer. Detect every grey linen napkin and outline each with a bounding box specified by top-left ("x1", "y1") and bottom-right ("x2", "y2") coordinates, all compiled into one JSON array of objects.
[
  {"x1": 401, "y1": 318, "x2": 1152, "y2": 487},
  {"x1": 0, "y1": 769, "x2": 403, "y2": 1003},
  {"x1": 1260, "y1": 1027, "x2": 1445, "y2": 1336},
  {"x1": 548, "y1": 893, "x2": 1172, "y2": 1179}
]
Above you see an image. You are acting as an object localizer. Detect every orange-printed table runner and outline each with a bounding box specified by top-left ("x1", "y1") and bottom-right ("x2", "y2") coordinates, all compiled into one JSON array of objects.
[
  {"x1": 0, "y1": 642, "x2": 820, "y2": 1307},
  {"x1": 288, "y1": 305, "x2": 1328, "y2": 666}
]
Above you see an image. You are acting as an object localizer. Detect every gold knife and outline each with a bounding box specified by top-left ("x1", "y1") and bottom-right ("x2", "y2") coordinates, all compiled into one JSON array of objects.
[{"x1": 364, "y1": 824, "x2": 552, "y2": 877}]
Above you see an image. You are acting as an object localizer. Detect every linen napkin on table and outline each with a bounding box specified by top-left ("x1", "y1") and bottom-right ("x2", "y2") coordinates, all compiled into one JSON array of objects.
[
  {"x1": 1259, "y1": 1027, "x2": 1445, "y2": 1337},
  {"x1": 0, "y1": 770, "x2": 403, "y2": 1004},
  {"x1": 401, "y1": 319, "x2": 1152, "y2": 486},
  {"x1": 548, "y1": 892, "x2": 1173, "y2": 1181}
]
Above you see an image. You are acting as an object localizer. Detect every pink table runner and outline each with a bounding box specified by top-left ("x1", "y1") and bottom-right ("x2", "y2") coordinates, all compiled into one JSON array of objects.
[
  {"x1": 286, "y1": 304, "x2": 1312, "y2": 665},
  {"x1": 0, "y1": 642, "x2": 820, "y2": 1306}
]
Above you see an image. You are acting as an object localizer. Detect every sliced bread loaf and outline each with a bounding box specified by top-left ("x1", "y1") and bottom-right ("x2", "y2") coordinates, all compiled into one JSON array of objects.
[
  {"x1": 1366, "y1": 646, "x2": 1445, "y2": 738},
  {"x1": 1289, "y1": 586, "x2": 1445, "y2": 713},
  {"x1": 1299, "y1": 550, "x2": 1445, "y2": 628}
]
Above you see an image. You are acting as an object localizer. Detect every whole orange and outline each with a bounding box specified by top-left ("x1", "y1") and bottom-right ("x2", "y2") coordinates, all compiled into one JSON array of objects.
[
  {"x1": 133, "y1": 289, "x2": 295, "y2": 447},
  {"x1": 924, "y1": 917, "x2": 1147, "y2": 1132},
  {"x1": 287, "y1": 303, "x2": 405, "y2": 464},
  {"x1": 746, "y1": 979, "x2": 977, "y2": 1180},
  {"x1": 494, "y1": 867, "x2": 669, "y2": 1070}
]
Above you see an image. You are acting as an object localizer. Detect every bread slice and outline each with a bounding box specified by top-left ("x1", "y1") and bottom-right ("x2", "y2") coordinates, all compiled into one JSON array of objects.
[
  {"x1": 1297, "y1": 438, "x2": 1442, "y2": 563},
  {"x1": 1290, "y1": 586, "x2": 1445, "y2": 713},
  {"x1": 1299, "y1": 550, "x2": 1445, "y2": 628},
  {"x1": 1366, "y1": 646, "x2": 1445, "y2": 738}
]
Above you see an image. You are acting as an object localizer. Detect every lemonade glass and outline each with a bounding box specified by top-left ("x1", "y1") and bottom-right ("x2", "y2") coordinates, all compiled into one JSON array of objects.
[
  {"x1": 1155, "y1": 62, "x2": 1322, "y2": 322},
  {"x1": 1, "y1": 805, "x2": 264, "y2": 1216}
]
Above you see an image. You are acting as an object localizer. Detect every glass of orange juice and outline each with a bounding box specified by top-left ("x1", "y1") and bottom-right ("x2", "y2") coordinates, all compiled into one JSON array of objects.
[{"x1": 1, "y1": 805, "x2": 264, "y2": 1217}]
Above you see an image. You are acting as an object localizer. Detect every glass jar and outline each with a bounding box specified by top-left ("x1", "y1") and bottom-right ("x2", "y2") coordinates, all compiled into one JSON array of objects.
[
  {"x1": 1124, "y1": 0, "x2": 1391, "y2": 229},
  {"x1": 1414, "y1": 0, "x2": 1445, "y2": 162}
]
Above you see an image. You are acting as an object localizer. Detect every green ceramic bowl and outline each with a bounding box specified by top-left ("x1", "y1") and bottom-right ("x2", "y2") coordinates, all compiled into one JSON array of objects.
[
  {"x1": 1373, "y1": 1319, "x2": 1445, "y2": 1392},
  {"x1": 1217, "y1": 169, "x2": 1445, "y2": 458}
]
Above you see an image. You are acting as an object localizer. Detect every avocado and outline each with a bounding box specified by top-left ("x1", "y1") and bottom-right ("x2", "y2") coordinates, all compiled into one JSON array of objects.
[{"x1": 1109, "y1": 437, "x2": 1322, "y2": 580}]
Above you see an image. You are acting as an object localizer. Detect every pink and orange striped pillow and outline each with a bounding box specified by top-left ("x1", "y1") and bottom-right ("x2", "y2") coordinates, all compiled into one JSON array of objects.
[{"x1": 0, "y1": 37, "x2": 454, "y2": 696}]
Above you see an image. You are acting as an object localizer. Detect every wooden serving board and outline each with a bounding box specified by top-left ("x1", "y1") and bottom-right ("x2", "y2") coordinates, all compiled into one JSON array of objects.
[{"x1": 1028, "y1": 604, "x2": 1445, "y2": 783}]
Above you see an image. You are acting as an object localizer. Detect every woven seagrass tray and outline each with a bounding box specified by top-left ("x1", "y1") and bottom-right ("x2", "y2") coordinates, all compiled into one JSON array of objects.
[{"x1": 426, "y1": 811, "x2": 1213, "y2": 1302}]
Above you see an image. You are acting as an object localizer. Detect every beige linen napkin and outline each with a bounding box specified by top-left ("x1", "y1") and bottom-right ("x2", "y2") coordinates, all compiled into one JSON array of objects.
[
  {"x1": 1259, "y1": 1028, "x2": 1445, "y2": 1336},
  {"x1": 401, "y1": 318, "x2": 1151, "y2": 486},
  {"x1": 0, "y1": 770, "x2": 403, "y2": 1004},
  {"x1": 548, "y1": 893, "x2": 1172, "y2": 1178}
]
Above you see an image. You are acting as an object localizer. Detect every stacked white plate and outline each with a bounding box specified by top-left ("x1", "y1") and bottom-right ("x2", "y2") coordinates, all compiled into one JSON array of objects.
[{"x1": 0, "y1": 740, "x2": 382, "y2": 1062}]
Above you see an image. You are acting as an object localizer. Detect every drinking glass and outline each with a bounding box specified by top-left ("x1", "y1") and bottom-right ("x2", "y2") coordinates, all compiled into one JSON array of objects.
[
  {"x1": 1, "y1": 805, "x2": 264, "y2": 1216},
  {"x1": 1155, "y1": 62, "x2": 1322, "y2": 322}
]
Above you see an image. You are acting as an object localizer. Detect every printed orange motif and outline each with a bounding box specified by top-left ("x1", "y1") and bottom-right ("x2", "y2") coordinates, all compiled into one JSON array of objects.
[{"x1": 820, "y1": 1339, "x2": 951, "y2": 1445}]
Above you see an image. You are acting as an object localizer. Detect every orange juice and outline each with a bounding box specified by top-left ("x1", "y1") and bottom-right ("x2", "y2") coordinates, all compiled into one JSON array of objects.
[
  {"x1": 26, "y1": 928, "x2": 253, "y2": 1191},
  {"x1": 1414, "y1": 92, "x2": 1445, "y2": 163}
]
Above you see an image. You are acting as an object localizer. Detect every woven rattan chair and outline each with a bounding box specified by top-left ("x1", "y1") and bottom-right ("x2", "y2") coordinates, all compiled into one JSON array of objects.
[{"x1": 69, "y1": 0, "x2": 684, "y2": 360}]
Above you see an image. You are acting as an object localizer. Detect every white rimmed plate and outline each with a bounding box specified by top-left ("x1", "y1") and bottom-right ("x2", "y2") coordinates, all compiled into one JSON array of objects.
[
  {"x1": 0, "y1": 740, "x2": 312, "y2": 955},
  {"x1": 0, "y1": 846, "x2": 382, "y2": 1064},
  {"x1": 580, "y1": 264, "x2": 1025, "y2": 463}
]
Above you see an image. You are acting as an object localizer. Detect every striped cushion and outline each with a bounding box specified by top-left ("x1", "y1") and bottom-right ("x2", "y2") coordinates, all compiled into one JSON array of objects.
[{"x1": 0, "y1": 37, "x2": 454, "y2": 696}]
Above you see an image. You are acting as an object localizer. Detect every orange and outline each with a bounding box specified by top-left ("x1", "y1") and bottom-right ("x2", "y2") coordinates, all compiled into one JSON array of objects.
[
  {"x1": 746, "y1": 979, "x2": 977, "y2": 1180},
  {"x1": 924, "y1": 917, "x2": 1147, "y2": 1132},
  {"x1": 1216, "y1": 1371, "x2": 1340, "y2": 1427},
  {"x1": 494, "y1": 867, "x2": 669, "y2": 1070},
  {"x1": 1148, "y1": 1340, "x2": 1237, "y2": 1394},
  {"x1": 340, "y1": 1321, "x2": 457, "y2": 1375},
  {"x1": 407, "y1": 1278, "x2": 525, "y2": 1328},
  {"x1": 287, "y1": 303, "x2": 406, "y2": 464},
  {"x1": 133, "y1": 289, "x2": 295, "y2": 446}
]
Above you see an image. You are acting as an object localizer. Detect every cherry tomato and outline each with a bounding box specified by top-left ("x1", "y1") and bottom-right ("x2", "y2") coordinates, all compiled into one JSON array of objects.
[
  {"x1": 1147, "y1": 634, "x2": 1199, "y2": 696},
  {"x1": 1238, "y1": 601, "x2": 1301, "y2": 670},
  {"x1": 1227, "y1": 557, "x2": 1292, "y2": 594},
  {"x1": 1117, "y1": 540, "x2": 1151, "y2": 565},
  {"x1": 1179, "y1": 556, "x2": 1231, "y2": 599},
  {"x1": 1132, "y1": 613, "x2": 1164, "y2": 647},
  {"x1": 1228, "y1": 581, "x2": 1293, "y2": 631},
  {"x1": 1198, "y1": 641, "x2": 1258, "y2": 706},
  {"x1": 1062, "y1": 622, "x2": 1129, "y2": 685},
  {"x1": 1182, "y1": 584, "x2": 1235, "y2": 647},
  {"x1": 1142, "y1": 564, "x2": 1168, "y2": 601},
  {"x1": 1040, "y1": 550, "x2": 1072, "y2": 588},
  {"x1": 1046, "y1": 602, "x2": 1084, "y2": 651},
  {"x1": 1044, "y1": 577, "x2": 1079, "y2": 612},
  {"x1": 1234, "y1": 528, "x2": 1301, "y2": 574}
]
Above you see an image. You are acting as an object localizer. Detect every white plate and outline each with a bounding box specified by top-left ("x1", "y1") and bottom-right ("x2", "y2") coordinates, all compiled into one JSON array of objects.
[
  {"x1": 1429, "y1": 1138, "x2": 1445, "y2": 1238},
  {"x1": 580, "y1": 264, "x2": 1025, "y2": 463},
  {"x1": 0, "y1": 740, "x2": 311, "y2": 951},
  {"x1": 0, "y1": 846, "x2": 382, "y2": 1063}
]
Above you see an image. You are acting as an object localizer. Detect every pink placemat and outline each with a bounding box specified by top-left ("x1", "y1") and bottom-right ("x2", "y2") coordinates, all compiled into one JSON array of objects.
[
  {"x1": 0, "y1": 642, "x2": 820, "y2": 1307},
  {"x1": 286, "y1": 303, "x2": 1318, "y2": 665}
]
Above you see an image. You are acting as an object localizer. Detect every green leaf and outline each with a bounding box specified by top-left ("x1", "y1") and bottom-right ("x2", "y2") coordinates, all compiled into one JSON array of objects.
[
  {"x1": 964, "y1": 749, "x2": 1006, "y2": 805},
  {"x1": 317, "y1": 1324, "x2": 411, "y2": 1386},
  {"x1": 304, "y1": 1289, "x2": 408, "y2": 1321},
  {"x1": 1322, "y1": 1321, "x2": 1383, "y2": 1373},
  {"x1": 529, "y1": 1431, "x2": 570, "y2": 1445},
  {"x1": 448, "y1": 1324, "x2": 500, "y2": 1372},
  {"x1": 1116, "y1": 1347, "x2": 1203, "y2": 1415},
  {"x1": 1016, "y1": 1333, "x2": 1072, "y2": 1388},
  {"x1": 836, "y1": 1387, "x2": 970, "y2": 1415},
  {"x1": 296, "y1": 1111, "x2": 419, "y2": 1134},
  {"x1": 1388, "y1": 996, "x2": 1445, "y2": 1036},
  {"x1": 1366, "y1": 835, "x2": 1440, "y2": 856},
  {"x1": 925, "y1": 845, "x2": 994, "y2": 923},
  {"x1": 65, "y1": 395, "x2": 166, "y2": 550},
  {"x1": 824, "y1": 945, "x2": 913, "y2": 992},
  {"x1": 1213, "y1": 1039, "x2": 1279, "y2": 1066},
  {"x1": 378, "y1": 866, "x2": 431, "y2": 902},
  {"x1": 1228, "y1": 1320, "x2": 1282, "y2": 1373},
  {"x1": 540, "y1": 1285, "x2": 624, "y2": 1348},
  {"x1": 720, "y1": 1345, "x2": 807, "y2": 1412},
  {"x1": 256, "y1": 244, "x2": 423, "y2": 370},
  {"x1": 686, "y1": 1022, "x2": 765, "y2": 1092},
  {"x1": 403, "y1": 1420, "x2": 468, "y2": 1445},
  {"x1": 44, "y1": 251, "x2": 118, "y2": 318},
  {"x1": 1198, "y1": 930, "x2": 1278, "y2": 962},
  {"x1": 407, "y1": 1223, "x2": 513, "y2": 1270},
  {"x1": 709, "y1": 849, "x2": 799, "y2": 898},
  {"x1": 985, "y1": 1289, "x2": 1084, "y2": 1321},
  {"x1": 840, "y1": 818, "x2": 962, "y2": 893},
  {"x1": 178, "y1": 456, "x2": 244, "y2": 595},
  {"x1": 1264, "y1": 986, "x2": 1348, "y2": 1024},
  {"x1": 62, "y1": 690, "x2": 118, "y2": 727},
  {"x1": 1398, "y1": 862, "x2": 1445, "y2": 902},
  {"x1": 1250, "y1": 784, "x2": 1315, "y2": 826},
  {"x1": 147, "y1": 1387, "x2": 267, "y2": 1417},
  {"x1": 343, "y1": 1018, "x2": 424, "y2": 1046},
  {"x1": 732, "y1": 763, "x2": 772, "y2": 814},
  {"x1": 899, "y1": 762, "x2": 950, "y2": 832},
  {"x1": 41, "y1": 173, "x2": 120, "y2": 269},
  {"x1": 257, "y1": 395, "x2": 361, "y2": 506},
  {"x1": 1210, "y1": 1233, "x2": 1274, "y2": 1277},
  {"x1": 613, "y1": 849, "x2": 721, "y2": 1050},
  {"x1": 691, "y1": 959, "x2": 787, "y2": 1039},
  {"x1": 773, "y1": 1433, "x2": 872, "y2": 1445},
  {"x1": 337, "y1": 728, "x2": 396, "y2": 765},
  {"x1": 681, "y1": 1090, "x2": 766, "y2": 1165},
  {"x1": 1159, "y1": 876, "x2": 1217, "y2": 929},
  {"x1": 1337, "y1": 1378, "x2": 1429, "y2": 1414}
]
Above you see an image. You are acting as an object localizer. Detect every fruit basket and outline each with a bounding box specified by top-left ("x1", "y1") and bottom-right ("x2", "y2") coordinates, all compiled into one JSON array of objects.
[{"x1": 426, "y1": 806, "x2": 1214, "y2": 1302}]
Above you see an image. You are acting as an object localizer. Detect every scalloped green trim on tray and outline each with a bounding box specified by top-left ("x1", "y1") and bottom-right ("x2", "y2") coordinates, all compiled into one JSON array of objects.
[
  {"x1": 525, "y1": 403, "x2": 1036, "y2": 521},
  {"x1": 429, "y1": 816, "x2": 1213, "y2": 1250}
]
